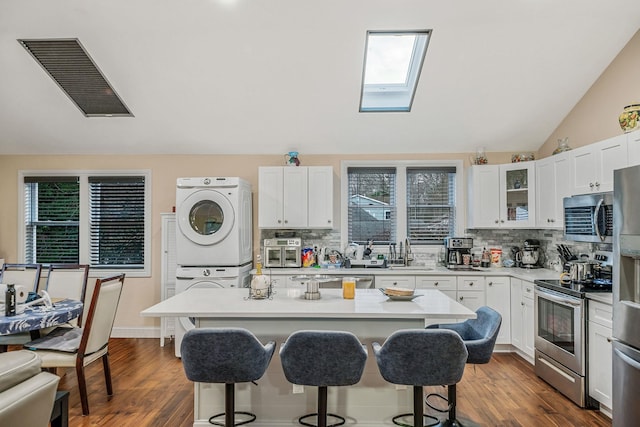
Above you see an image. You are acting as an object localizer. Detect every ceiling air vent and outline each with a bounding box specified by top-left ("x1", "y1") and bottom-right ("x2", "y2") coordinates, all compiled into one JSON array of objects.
[{"x1": 18, "y1": 38, "x2": 133, "y2": 117}]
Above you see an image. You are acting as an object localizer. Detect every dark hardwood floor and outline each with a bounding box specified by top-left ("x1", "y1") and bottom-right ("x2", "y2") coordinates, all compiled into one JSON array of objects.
[{"x1": 39, "y1": 338, "x2": 610, "y2": 426}]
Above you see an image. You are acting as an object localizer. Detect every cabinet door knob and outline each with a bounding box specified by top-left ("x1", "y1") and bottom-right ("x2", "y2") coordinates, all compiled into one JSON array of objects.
[
  {"x1": 590, "y1": 182, "x2": 594, "y2": 189},
  {"x1": 284, "y1": 220, "x2": 288, "y2": 224},
  {"x1": 277, "y1": 219, "x2": 282, "y2": 224},
  {"x1": 607, "y1": 337, "x2": 612, "y2": 343},
  {"x1": 327, "y1": 220, "x2": 331, "y2": 223},
  {"x1": 495, "y1": 219, "x2": 499, "y2": 224},
  {"x1": 488, "y1": 282, "x2": 493, "y2": 286},
  {"x1": 459, "y1": 296, "x2": 464, "y2": 301},
  {"x1": 434, "y1": 282, "x2": 439, "y2": 286},
  {"x1": 521, "y1": 302, "x2": 525, "y2": 306},
  {"x1": 469, "y1": 282, "x2": 474, "y2": 287},
  {"x1": 500, "y1": 219, "x2": 504, "y2": 223},
  {"x1": 595, "y1": 182, "x2": 600, "y2": 188}
]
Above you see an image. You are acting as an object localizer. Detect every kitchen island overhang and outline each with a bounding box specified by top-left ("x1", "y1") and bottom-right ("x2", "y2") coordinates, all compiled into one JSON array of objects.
[{"x1": 141, "y1": 288, "x2": 476, "y2": 427}]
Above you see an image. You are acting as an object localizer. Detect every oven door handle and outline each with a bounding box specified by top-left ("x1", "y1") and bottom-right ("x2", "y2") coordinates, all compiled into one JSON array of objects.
[{"x1": 536, "y1": 289, "x2": 582, "y2": 307}]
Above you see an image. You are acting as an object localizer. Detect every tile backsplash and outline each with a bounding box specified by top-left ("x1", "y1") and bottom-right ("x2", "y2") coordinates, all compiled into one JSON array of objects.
[{"x1": 259, "y1": 228, "x2": 612, "y2": 269}]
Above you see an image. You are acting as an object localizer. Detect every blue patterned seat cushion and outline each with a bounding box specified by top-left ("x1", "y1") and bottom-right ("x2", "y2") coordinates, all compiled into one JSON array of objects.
[
  {"x1": 372, "y1": 329, "x2": 467, "y2": 386},
  {"x1": 280, "y1": 330, "x2": 367, "y2": 387},
  {"x1": 180, "y1": 328, "x2": 275, "y2": 384}
]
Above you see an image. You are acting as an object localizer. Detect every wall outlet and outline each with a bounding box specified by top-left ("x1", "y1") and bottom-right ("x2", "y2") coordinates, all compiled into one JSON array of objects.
[
  {"x1": 395, "y1": 385, "x2": 407, "y2": 391},
  {"x1": 293, "y1": 384, "x2": 304, "y2": 394}
]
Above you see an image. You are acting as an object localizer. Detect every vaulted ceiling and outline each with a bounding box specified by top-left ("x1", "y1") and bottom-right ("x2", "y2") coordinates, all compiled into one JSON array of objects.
[{"x1": 1, "y1": 0, "x2": 639, "y2": 155}]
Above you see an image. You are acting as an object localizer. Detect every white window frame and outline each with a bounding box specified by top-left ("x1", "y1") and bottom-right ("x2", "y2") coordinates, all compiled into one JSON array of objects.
[
  {"x1": 341, "y1": 160, "x2": 463, "y2": 249},
  {"x1": 360, "y1": 30, "x2": 432, "y2": 112},
  {"x1": 18, "y1": 169, "x2": 152, "y2": 278}
]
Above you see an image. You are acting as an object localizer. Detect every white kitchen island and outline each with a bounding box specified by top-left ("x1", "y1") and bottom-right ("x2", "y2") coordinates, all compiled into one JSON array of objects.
[{"x1": 141, "y1": 287, "x2": 476, "y2": 427}]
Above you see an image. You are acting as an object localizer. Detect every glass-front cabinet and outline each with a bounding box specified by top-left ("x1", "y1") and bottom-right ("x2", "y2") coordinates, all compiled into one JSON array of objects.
[
  {"x1": 500, "y1": 162, "x2": 535, "y2": 228},
  {"x1": 467, "y1": 162, "x2": 536, "y2": 228}
]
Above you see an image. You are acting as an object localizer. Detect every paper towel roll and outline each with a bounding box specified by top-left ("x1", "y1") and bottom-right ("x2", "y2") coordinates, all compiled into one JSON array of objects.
[{"x1": 14, "y1": 285, "x2": 28, "y2": 304}]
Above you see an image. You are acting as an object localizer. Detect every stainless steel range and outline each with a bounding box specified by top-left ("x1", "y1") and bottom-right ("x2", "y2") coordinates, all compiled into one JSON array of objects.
[{"x1": 533, "y1": 252, "x2": 612, "y2": 408}]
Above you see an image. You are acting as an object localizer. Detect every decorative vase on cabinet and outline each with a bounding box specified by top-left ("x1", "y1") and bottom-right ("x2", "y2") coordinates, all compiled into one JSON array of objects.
[{"x1": 619, "y1": 104, "x2": 640, "y2": 133}]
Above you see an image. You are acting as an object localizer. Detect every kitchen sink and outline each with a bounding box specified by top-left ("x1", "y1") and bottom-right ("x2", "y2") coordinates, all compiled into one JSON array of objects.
[{"x1": 446, "y1": 266, "x2": 484, "y2": 272}]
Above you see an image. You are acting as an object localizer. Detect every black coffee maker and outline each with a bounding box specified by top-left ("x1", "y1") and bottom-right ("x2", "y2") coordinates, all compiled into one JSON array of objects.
[{"x1": 444, "y1": 237, "x2": 473, "y2": 268}]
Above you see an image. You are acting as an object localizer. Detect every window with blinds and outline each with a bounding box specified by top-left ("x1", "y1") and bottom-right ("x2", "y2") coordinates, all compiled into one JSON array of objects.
[
  {"x1": 89, "y1": 176, "x2": 145, "y2": 268},
  {"x1": 24, "y1": 177, "x2": 80, "y2": 263},
  {"x1": 407, "y1": 167, "x2": 456, "y2": 244},
  {"x1": 347, "y1": 167, "x2": 396, "y2": 244},
  {"x1": 23, "y1": 172, "x2": 148, "y2": 272}
]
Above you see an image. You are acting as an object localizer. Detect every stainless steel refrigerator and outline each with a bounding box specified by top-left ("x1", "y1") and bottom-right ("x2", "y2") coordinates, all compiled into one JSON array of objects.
[{"x1": 613, "y1": 164, "x2": 640, "y2": 426}]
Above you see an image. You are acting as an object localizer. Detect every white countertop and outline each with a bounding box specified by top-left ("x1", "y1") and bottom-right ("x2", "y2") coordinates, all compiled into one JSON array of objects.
[
  {"x1": 141, "y1": 287, "x2": 476, "y2": 320},
  {"x1": 257, "y1": 266, "x2": 561, "y2": 282}
]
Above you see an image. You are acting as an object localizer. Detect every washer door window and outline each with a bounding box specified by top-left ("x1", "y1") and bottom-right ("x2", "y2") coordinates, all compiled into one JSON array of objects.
[{"x1": 178, "y1": 189, "x2": 235, "y2": 246}]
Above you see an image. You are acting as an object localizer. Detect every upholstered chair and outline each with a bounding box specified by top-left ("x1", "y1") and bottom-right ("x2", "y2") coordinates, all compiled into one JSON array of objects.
[
  {"x1": 180, "y1": 328, "x2": 275, "y2": 427},
  {"x1": 425, "y1": 306, "x2": 502, "y2": 425},
  {"x1": 372, "y1": 329, "x2": 468, "y2": 427},
  {"x1": 0, "y1": 350, "x2": 59, "y2": 427},
  {"x1": 280, "y1": 330, "x2": 367, "y2": 427},
  {"x1": 23, "y1": 274, "x2": 126, "y2": 415}
]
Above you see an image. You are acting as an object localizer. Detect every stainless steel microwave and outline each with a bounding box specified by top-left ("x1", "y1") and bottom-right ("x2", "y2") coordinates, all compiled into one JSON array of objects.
[
  {"x1": 563, "y1": 192, "x2": 613, "y2": 243},
  {"x1": 264, "y1": 238, "x2": 301, "y2": 268}
]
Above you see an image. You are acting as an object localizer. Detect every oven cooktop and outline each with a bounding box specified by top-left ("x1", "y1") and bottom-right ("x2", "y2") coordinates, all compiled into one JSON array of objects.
[{"x1": 534, "y1": 278, "x2": 612, "y2": 299}]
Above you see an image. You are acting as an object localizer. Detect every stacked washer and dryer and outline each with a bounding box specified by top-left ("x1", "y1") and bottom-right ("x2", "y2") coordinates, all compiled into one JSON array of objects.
[{"x1": 174, "y1": 177, "x2": 253, "y2": 357}]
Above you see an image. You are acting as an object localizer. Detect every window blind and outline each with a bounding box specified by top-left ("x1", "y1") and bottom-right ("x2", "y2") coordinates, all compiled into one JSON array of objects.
[
  {"x1": 24, "y1": 177, "x2": 80, "y2": 263},
  {"x1": 406, "y1": 167, "x2": 456, "y2": 244},
  {"x1": 347, "y1": 167, "x2": 396, "y2": 244},
  {"x1": 89, "y1": 176, "x2": 145, "y2": 268}
]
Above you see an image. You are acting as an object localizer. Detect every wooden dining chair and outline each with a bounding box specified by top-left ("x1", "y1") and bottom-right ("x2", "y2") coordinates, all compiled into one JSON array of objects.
[
  {"x1": 43, "y1": 264, "x2": 90, "y2": 326},
  {"x1": 0, "y1": 264, "x2": 43, "y2": 351},
  {"x1": 0, "y1": 263, "x2": 42, "y2": 292},
  {"x1": 23, "y1": 273, "x2": 125, "y2": 415}
]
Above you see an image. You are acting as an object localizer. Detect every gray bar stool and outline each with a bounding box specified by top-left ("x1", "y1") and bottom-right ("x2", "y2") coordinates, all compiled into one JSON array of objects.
[
  {"x1": 425, "y1": 306, "x2": 502, "y2": 426},
  {"x1": 372, "y1": 329, "x2": 468, "y2": 427},
  {"x1": 280, "y1": 330, "x2": 368, "y2": 427},
  {"x1": 180, "y1": 328, "x2": 275, "y2": 427}
]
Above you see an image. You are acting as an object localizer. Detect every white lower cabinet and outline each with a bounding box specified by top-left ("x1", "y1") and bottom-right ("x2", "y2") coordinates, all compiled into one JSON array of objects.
[
  {"x1": 456, "y1": 275, "x2": 486, "y2": 312},
  {"x1": 510, "y1": 278, "x2": 535, "y2": 360},
  {"x1": 485, "y1": 276, "x2": 511, "y2": 345},
  {"x1": 588, "y1": 300, "x2": 613, "y2": 412},
  {"x1": 377, "y1": 275, "x2": 416, "y2": 289},
  {"x1": 415, "y1": 276, "x2": 456, "y2": 299}
]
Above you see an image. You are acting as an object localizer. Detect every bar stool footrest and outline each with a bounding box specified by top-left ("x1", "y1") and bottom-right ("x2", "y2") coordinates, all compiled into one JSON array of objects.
[
  {"x1": 209, "y1": 411, "x2": 256, "y2": 426},
  {"x1": 425, "y1": 392, "x2": 453, "y2": 413},
  {"x1": 299, "y1": 412, "x2": 346, "y2": 427},
  {"x1": 392, "y1": 413, "x2": 439, "y2": 427}
]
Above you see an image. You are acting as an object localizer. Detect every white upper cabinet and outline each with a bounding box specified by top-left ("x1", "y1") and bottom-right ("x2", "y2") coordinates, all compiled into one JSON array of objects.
[
  {"x1": 535, "y1": 150, "x2": 572, "y2": 229},
  {"x1": 258, "y1": 166, "x2": 333, "y2": 229},
  {"x1": 468, "y1": 163, "x2": 536, "y2": 228},
  {"x1": 307, "y1": 166, "x2": 334, "y2": 228},
  {"x1": 627, "y1": 130, "x2": 640, "y2": 167},
  {"x1": 570, "y1": 134, "x2": 627, "y2": 194}
]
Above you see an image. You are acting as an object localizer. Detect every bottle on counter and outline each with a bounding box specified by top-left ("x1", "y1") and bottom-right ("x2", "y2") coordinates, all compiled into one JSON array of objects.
[
  {"x1": 481, "y1": 247, "x2": 491, "y2": 268},
  {"x1": 5, "y1": 283, "x2": 16, "y2": 316}
]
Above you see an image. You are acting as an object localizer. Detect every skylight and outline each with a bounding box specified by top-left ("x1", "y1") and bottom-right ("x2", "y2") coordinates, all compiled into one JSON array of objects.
[{"x1": 359, "y1": 30, "x2": 431, "y2": 112}]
